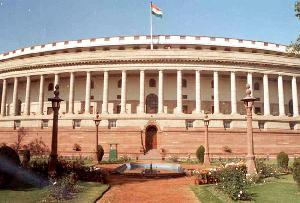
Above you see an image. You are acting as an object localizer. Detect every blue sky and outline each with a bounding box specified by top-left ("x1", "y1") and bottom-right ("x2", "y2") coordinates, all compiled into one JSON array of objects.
[{"x1": 0, "y1": 0, "x2": 299, "y2": 53}]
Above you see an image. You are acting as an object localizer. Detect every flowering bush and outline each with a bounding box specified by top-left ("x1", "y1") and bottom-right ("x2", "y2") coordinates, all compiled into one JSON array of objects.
[
  {"x1": 293, "y1": 157, "x2": 300, "y2": 190},
  {"x1": 216, "y1": 165, "x2": 252, "y2": 201},
  {"x1": 256, "y1": 159, "x2": 280, "y2": 179}
]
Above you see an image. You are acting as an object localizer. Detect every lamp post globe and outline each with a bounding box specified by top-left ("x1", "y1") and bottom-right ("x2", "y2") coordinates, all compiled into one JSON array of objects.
[
  {"x1": 203, "y1": 113, "x2": 210, "y2": 165},
  {"x1": 93, "y1": 113, "x2": 101, "y2": 162},
  {"x1": 241, "y1": 84, "x2": 257, "y2": 174},
  {"x1": 48, "y1": 85, "x2": 63, "y2": 176}
]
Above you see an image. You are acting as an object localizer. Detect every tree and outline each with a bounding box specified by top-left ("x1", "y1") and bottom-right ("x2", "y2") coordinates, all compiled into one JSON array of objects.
[{"x1": 289, "y1": 1, "x2": 300, "y2": 53}]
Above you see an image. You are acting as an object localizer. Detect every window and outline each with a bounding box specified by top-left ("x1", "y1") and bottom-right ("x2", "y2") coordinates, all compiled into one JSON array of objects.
[
  {"x1": 117, "y1": 95, "x2": 121, "y2": 99},
  {"x1": 180, "y1": 36, "x2": 186, "y2": 39},
  {"x1": 211, "y1": 80, "x2": 214, "y2": 88},
  {"x1": 223, "y1": 120, "x2": 231, "y2": 129},
  {"x1": 73, "y1": 120, "x2": 81, "y2": 128},
  {"x1": 149, "y1": 79, "x2": 156, "y2": 87},
  {"x1": 258, "y1": 121, "x2": 265, "y2": 129},
  {"x1": 182, "y1": 79, "x2": 187, "y2": 88},
  {"x1": 185, "y1": 120, "x2": 194, "y2": 129},
  {"x1": 48, "y1": 83, "x2": 54, "y2": 91},
  {"x1": 254, "y1": 82, "x2": 260, "y2": 90},
  {"x1": 183, "y1": 105, "x2": 188, "y2": 114},
  {"x1": 14, "y1": 120, "x2": 21, "y2": 129},
  {"x1": 255, "y1": 107, "x2": 261, "y2": 114},
  {"x1": 134, "y1": 36, "x2": 139, "y2": 40},
  {"x1": 108, "y1": 120, "x2": 117, "y2": 128},
  {"x1": 289, "y1": 122, "x2": 295, "y2": 130},
  {"x1": 47, "y1": 107, "x2": 53, "y2": 115},
  {"x1": 210, "y1": 37, "x2": 216, "y2": 41},
  {"x1": 41, "y1": 120, "x2": 49, "y2": 128},
  {"x1": 182, "y1": 95, "x2": 188, "y2": 99},
  {"x1": 91, "y1": 80, "x2": 94, "y2": 89},
  {"x1": 211, "y1": 106, "x2": 214, "y2": 114},
  {"x1": 118, "y1": 79, "x2": 122, "y2": 88},
  {"x1": 165, "y1": 36, "x2": 170, "y2": 39},
  {"x1": 90, "y1": 95, "x2": 94, "y2": 100},
  {"x1": 116, "y1": 105, "x2": 121, "y2": 114}
]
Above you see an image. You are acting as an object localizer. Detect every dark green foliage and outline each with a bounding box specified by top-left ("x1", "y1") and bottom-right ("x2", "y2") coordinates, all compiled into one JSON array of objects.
[
  {"x1": 293, "y1": 157, "x2": 300, "y2": 189},
  {"x1": 216, "y1": 166, "x2": 252, "y2": 201},
  {"x1": 0, "y1": 146, "x2": 21, "y2": 188},
  {"x1": 97, "y1": 145, "x2": 104, "y2": 162},
  {"x1": 21, "y1": 149, "x2": 30, "y2": 168},
  {"x1": 256, "y1": 159, "x2": 280, "y2": 178},
  {"x1": 277, "y1": 152, "x2": 289, "y2": 169},
  {"x1": 196, "y1": 145, "x2": 205, "y2": 163}
]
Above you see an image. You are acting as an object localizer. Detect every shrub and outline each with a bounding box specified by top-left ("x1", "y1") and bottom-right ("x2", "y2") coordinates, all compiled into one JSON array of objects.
[
  {"x1": 48, "y1": 173, "x2": 81, "y2": 201},
  {"x1": 256, "y1": 159, "x2": 279, "y2": 178},
  {"x1": 216, "y1": 166, "x2": 252, "y2": 201},
  {"x1": 168, "y1": 155, "x2": 179, "y2": 163},
  {"x1": 277, "y1": 152, "x2": 289, "y2": 169},
  {"x1": 26, "y1": 138, "x2": 49, "y2": 156},
  {"x1": 196, "y1": 145, "x2": 205, "y2": 163},
  {"x1": 293, "y1": 157, "x2": 300, "y2": 189},
  {"x1": 0, "y1": 146, "x2": 21, "y2": 188},
  {"x1": 96, "y1": 145, "x2": 104, "y2": 162}
]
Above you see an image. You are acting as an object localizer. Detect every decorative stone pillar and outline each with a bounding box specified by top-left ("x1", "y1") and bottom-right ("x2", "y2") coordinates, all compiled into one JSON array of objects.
[
  {"x1": 158, "y1": 70, "x2": 164, "y2": 114},
  {"x1": 12, "y1": 77, "x2": 18, "y2": 116},
  {"x1": 1, "y1": 79, "x2": 7, "y2": 116},
  {"x1": 278, "y1": 75, "x2": 285, "y2": 116},
  {"x1": 24, "y1": 76, "x2": 31, "y2": 115},
  {"x1": 68, "y1": 72, "x2": 75, "y2": 114},
  {"x1": 247, "y1": 72, "x2": 253, "y2": 95},
  {"x1": 102, "y1": 71, "x2": 109, "y2": 114},
  {"x1": 139, "y1": 70, "x2": 145, "y2": 113},
  {"x1": 263, "y1": 74, "x2": 270, "y2": 116},
  {"x1": 120, "y1": 70, "x2": 127, "y2": 114},
  {"x1": 292, "y1": 76, "x2": 299, "y2": 117},
  {"x1": 84, "y1": 71, "x2": 91, "y2": 114},
  {"x1": 54, "y1": 73, "x2": 59, "y2": 86},
  {"x1": 38, "y1": 75, "x2": 44, "y2": 115},
  {"x1": 213, "y1": 71, "x2": 220, "y2": 114},
  {"x1": 177, "y1": 70, "x2": 182, "y2": 113},
  {"x1": 195, "y1": 70, "x2": 201, "y2": 113},
  {"x1": 230, "y1": 72, "x2": 237, "y2": 114}
]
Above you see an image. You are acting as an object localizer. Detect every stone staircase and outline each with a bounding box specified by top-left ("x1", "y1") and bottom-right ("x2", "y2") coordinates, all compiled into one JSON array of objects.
[{"x1": 139, "y1": 149, "x2": 162, "y2": 160}]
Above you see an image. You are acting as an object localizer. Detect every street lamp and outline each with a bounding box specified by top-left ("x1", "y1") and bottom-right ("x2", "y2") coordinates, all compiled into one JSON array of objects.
[
  {"x1": 241, "y1": 84, "x2": 257, "y2": 174},
  {"x1": 93, "y1": 113, "x2": 101, "y2": 162},
  {"x1": 48, "y1": 85, "x2": 63, "y2": 176},
  {"x1": 203, "y1": 113, "x2": 210, "y2": 165}
]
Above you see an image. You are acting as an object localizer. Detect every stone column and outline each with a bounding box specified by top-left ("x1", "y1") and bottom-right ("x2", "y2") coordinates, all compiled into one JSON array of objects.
[
  {"x1": 195, "y1": 70, "x2": 201, "y2": 113},
  {"x1": 158, "y1": 70, "x2": 164, "y2": 113},
  {"x1": 292, "y1": 76, "x2": 299, "y2": 117},
  {"x1": 177, "y1": 70, "x2": 182, "y2": 113},
  {"x1": 1, "y1": 79, "x2": 7, "y2": 116},
  {"x1": 247, "y1": 72, "x2": 253, "y2": 95},
  {"x1": 102, "y1": 71, "x2": 109, "y2": 114},
  {"x1": 24, "y1": 76, "x2": 31, "y2": 115},
  {"x1": 38, "y1": 75, "x2": 44, "y2": 115},
  {"x1": 278, "y1": 75, "x2": 285, "y2": 116},
  {"x1": 230, "y1": 72, "x2": 237, "y2": 114},
  {"x1": 84, "y1": 71, "x2": 91, "y2": 114},
  {"x1": 139, "y1": 70, "x2": 145, "y2": 114},
  {"x1": 12, "y1": 77, "x2": 18, "y2": 116},
  {"x1": 213, "y1": 71, "x2": 220, "y2": 114},
  {"x1": 68, "y1": 72, "x2": 75, "y2": 114},
  {"x1": 263, "y1": 74, "x2": 270, "y2": 116},
  {"x1": 54, "y1": 73, "x2": 59, "y2": 86},
  {"x1": 120, "y1": 70, "x2": 127, "y2": 114}
]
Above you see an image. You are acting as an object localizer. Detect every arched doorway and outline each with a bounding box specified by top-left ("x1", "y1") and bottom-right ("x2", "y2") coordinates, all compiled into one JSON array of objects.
[
  {"x1": 289, "y1": 99, "x2": 293, "y2": 115},
  {"x1": 146, "y1": 94, "x2": 158, "y2": 114},
  {"x1": 145, "y1": 125, "x2": 157, "y2": 152}
]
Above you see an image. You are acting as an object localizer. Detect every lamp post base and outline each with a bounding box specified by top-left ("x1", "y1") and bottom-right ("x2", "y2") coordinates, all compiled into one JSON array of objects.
[
  {"x1": 246, "y1": 155, "x2": 257, "y2": 174},
  {"x1": 48, "y1": 154, "x2": 58, "y2": 177}
]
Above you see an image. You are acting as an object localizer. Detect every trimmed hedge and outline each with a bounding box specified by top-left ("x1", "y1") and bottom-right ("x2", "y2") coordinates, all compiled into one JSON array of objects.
[
  {"x1": 277, "y1": 152, "x2": 289, "y2": 169},
  {"x1": 196, "y1": 145, "x2": 205, "y2": 164}
]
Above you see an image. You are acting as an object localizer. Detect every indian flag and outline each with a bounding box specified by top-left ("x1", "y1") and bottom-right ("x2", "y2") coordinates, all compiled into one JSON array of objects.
[{"x1": 151, "y1": 3, "x2": 163, "y2": 18}]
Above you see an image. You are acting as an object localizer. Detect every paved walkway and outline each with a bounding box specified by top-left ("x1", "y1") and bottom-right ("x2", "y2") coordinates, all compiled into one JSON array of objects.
[{"x1": 98, "y1": 175, "x2": 199, "y2": 203}]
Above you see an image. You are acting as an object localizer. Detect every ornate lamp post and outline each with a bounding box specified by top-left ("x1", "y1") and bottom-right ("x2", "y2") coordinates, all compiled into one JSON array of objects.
[
  {"x1": 93, "y1": 113, "x2": 101, "y2": 162},
  {"x1": 48, "y1": 85, "x2": 63, "y2": 175},
  {"x1": 203, "y1": 113, "x2": 210, "y2": 165},
  {"x1": 241, "y1": 84, "x2": 257, "y2": 174}
]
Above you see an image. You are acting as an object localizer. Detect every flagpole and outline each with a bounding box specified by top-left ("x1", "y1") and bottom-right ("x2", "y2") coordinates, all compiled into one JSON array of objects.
[{"x1": 150, "y1": 2, "x2": 153, "y2": 50}]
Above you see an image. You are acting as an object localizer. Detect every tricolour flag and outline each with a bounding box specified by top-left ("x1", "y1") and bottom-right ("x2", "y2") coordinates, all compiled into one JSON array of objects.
[{"x1": 151, "y1": 3, "x2": 163, "y2": 18}]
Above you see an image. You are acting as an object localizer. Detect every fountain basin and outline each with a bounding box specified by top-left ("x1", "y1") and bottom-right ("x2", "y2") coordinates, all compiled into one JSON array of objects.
[{"x1": 113, "y1": 162, "x2": 185, "y2": 178}]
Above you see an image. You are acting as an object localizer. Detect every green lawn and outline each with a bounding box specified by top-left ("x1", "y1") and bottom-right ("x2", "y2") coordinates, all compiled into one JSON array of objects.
[
  {"x1": 0, "y1": 182, "x2": 109, "y2": 203},
  {"x1": 192, "y1": 175, "x2": 300, "y2": 203}
]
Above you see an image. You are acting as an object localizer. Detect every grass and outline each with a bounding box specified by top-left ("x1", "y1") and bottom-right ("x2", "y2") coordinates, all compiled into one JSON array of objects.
[
  {"x1": 192, "y1": 175, "x2": 300, "y2": 203},
  {"x1": 0, "y1": 182, "x2": 109, "y2": 203}
]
